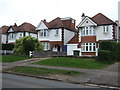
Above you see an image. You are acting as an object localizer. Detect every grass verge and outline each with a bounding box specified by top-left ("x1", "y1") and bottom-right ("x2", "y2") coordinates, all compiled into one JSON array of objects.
[
  {"x1": 33, "y1": 57, "x2": 110, "y2": 69},
  {"x1": 6, "y1": 66, "x2": 82, "y2": 76},
  {"x1": 1, "y1": 55, "x2": 30, "y2": 62}
]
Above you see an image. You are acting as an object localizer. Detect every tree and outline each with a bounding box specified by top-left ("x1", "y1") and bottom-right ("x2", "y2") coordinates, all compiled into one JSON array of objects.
[{"x1": 13, "y1": 36, "x2": 43, "y2": 55}]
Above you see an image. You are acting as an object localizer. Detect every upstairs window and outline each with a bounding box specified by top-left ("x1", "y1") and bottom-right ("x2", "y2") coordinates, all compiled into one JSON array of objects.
[
  {"x1": 9, "y1": 33, "x2": 15, "y2": 39},
  {"x1": 40, "y1": 29, "x2": 49, "y2": 37},
  {"x1": 55, "y1": 29, "x2": 59, "y2": 36},
  {"x1": 103, "y1": 26, "x2": 109, "y2": 33},
  {"x1": 81, "y1": 26, "x2": 96, "y2": 36}
]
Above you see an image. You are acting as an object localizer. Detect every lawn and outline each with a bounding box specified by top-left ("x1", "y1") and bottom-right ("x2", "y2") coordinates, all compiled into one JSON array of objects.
[
  {"x1": 33, "y1": 57, "x2": 110, "y2": 69},
  {"x1": 6, "y1": 66, "x2": 81, "y2": 76},
  {"x1": 1, "y1": 55, "x2": 30, "y2": 62}
]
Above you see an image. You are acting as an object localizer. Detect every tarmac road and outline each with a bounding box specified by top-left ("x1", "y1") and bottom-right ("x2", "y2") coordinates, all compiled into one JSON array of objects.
[{"x1": 2, "y1": 73, "x2": 97, "y2": 88}]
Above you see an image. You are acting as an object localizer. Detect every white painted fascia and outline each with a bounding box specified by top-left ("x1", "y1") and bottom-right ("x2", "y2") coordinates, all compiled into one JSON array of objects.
[
  {"x1": 35, "y1": 21, "x2": 48, "y2": 30},
  {"x1": 77, "y1": 17, "x2": 97, "y2": 27}
]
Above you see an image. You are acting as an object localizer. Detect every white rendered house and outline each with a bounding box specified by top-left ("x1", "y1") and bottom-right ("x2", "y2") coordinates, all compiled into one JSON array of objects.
[
  {"x1": 67, "y1": 13, "x2": 117, "y2": 56},
  {"x1": 6, "y1": 22, "x2": 37, "y2": 43},
  {"x1": 36, "y1": 17, "x2": 77, "y2": 52}
]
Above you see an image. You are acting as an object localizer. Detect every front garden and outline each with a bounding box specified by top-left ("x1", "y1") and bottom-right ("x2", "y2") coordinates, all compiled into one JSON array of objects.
[
  {"x1": 33, "y1": 57, "x2": 110, "y2": 69},
  {"x1": 1, "y1": 55, "x2": 30, "y2": 62}
]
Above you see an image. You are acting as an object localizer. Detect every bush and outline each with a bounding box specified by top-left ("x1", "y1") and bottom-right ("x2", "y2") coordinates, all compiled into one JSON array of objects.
[
  {"x1": 96, "y1": 50, "x2": 113, "y2": 63},
  {"x1": 2, "y1": 44, "x2": 14, "y2": 50},
  {"x1": 96, "y1": 41, "x2": 119, "y2": 63},
  {"x1": 13, "y1": 36, "x2": 43, "y2": 55}
]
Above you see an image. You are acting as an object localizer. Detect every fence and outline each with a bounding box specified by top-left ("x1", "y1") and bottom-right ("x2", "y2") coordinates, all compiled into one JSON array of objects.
[
  {"x1": 32, "y1": 51, "x2": 67, "y2": 58},
  {"x1": 0, "y1": 50, "x2": 13, "y2": 55}
]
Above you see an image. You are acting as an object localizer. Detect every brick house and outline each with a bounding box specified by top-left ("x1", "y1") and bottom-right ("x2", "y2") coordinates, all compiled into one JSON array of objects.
[
  {"x1": 35, "y1": 17, "x2": 77, "y2": 52},
  {"x1": 67, "y1": 13, "x2": 117, "y2": 56}
]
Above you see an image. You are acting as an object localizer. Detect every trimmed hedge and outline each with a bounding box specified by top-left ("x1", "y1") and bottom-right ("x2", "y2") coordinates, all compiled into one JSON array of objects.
[
  {"x1": 96, "y1": 41, "x2": 119, "y2": 63},
  {"x1": 2, "y1": 44, "x2": 14, "y2": 50},
  {"x1": 96, "y1": 50, "x2": 113, "y2": 63}
]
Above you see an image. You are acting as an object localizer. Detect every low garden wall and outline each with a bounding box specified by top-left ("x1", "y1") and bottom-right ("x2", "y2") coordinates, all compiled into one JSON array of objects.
[{"x1": 32, "y1": 51, "x2": 67, "y2": 58}]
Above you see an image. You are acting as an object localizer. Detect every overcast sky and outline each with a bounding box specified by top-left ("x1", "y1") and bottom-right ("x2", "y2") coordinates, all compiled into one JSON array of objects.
[{"x1": 0, "y1": 0, "x2": 119, "y2": 27}]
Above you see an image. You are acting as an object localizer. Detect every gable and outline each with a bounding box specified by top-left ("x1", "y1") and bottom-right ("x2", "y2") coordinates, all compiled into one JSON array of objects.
[
  {"x1": 78, "y1": 17, "x2": 97, "y2": 27},
  {"x1": 36, "y1": 21, "x2": 48, "y2": 30},
  {"x1": 8, "y1": 28, "x2": 14, "y2": 32}
]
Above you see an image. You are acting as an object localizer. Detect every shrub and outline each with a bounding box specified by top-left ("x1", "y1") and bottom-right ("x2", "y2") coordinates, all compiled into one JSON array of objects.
[
  {"x1": 2, "y1": 44, "x2": 14, "y2": 50},
  {"x1": 96, "y1": 41, "x2": 119, "y2": 63},
  {"x1": 97, "y1": 50, "x2": 113, "y2": 63},
  {"x1": 13, "y1": 36, "x2": 43, "y2": 55}
]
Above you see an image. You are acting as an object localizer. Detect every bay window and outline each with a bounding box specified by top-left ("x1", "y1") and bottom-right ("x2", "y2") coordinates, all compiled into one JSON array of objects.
[
  {"x1": 40, "y1": 29, "x2": 49, "y2": 37},
  {"x1": 81, "y1": 26, "x2": 96, "y2": 36},
  {"x1": 81, "y1": 43, "x2": 96, "y2": 52}
]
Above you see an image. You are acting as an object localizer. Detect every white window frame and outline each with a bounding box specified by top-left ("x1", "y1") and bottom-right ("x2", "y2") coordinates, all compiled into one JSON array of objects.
[
  {"x1": 81, "y1": 26, "x2": 96, "y2": 36},
  {"x1": 81, "y1": 43, "x2": 96, "y2": 52},
  {"x1": 9, "y1": 33, "x2": 15, "y2": 39},
  {"x1": 103, "y1": 26, "x2": 109, "y2": 34},
  {"x1": 40, "y1": 29, "x2": 49, "y2": 37},
  {"x1": 43, "y1": 42, "x2": 50, "y2": 50}
]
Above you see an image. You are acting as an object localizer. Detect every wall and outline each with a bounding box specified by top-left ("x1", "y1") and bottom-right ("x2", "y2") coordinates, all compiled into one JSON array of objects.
[
  {"x1": 38, "y1": 29, "x2": 62, "y2": 41},
  {"x1": 96, "y1": 25, "x2": 113, "y2": 41},
  {"x1": 1, "y1": 34, "x2": 6, "y2": 44},
  {"x1": 67, "y1": 44, "x2": 78, "y2": 55},
  {"x1": 64, "y1": 29, "x2": 75, "y2": 45}
]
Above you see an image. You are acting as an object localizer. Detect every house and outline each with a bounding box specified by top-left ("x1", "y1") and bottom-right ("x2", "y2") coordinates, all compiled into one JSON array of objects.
[
  {"x1": 1, "y1": 22, "x2": 37, "y2": 44},
  {"x1": 67, "y1": 13, "x2": 117, "y2": 56},
  {"x1": 35, "y1": 17, "x2": 77, "y2": 52},
  {"x1": 0, "y1": 25, "x2": 9, "y2": 44}
]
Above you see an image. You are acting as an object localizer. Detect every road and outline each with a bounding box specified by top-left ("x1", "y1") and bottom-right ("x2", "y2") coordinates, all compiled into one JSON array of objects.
[{"x1": 2, "y1": 73, "x2": 97, "y2": 88}]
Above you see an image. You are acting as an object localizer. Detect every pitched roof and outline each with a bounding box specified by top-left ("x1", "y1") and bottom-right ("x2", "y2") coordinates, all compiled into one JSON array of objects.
[
  {"x1": 19, "y1": 22, "x2": 37, "y2": 33},
  {"x1": 43, "y1": 17, "x2": 77, "y2": 32},
  {"x1": 0, "y1": 25, "x2": 9, "y2": 34},
  {"x1": 91, "y1": 13, "x2": 115, "y2": 25},
  {"x1": 67, "y1": 34, "x2": 78, "y2": 44},
  {"x1": 9, "y1": 25, "x2": 19, "y2": 32}
]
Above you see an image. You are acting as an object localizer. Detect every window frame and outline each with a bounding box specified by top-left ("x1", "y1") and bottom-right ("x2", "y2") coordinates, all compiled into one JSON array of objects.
[
  {"x1": 81, "y1": 43, "x2": 96, "y2": 52},
  {"x1": 81, "y1": 26, "x2": 96, "y2": 36}
]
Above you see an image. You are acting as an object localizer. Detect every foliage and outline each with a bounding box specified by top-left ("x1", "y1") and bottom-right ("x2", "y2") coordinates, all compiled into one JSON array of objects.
[
  {"x1": 2, "y1": 44, "x2": 14, "y2": 50},
  {"x1": 33, "y1": 57, "x2": 109, "y2": 69},
  {"x1": 96, "y1": 50, "x2": 113, "y2": 64},
  {"x1": 2, "y1": 55, "x2": 29, "y2": 62},
  {"x1": 96, "y1": 41, "x2": 119, "y2": 63},
  {"x1": 13, "y1": 36, "x2": 43, "y2": 55}
]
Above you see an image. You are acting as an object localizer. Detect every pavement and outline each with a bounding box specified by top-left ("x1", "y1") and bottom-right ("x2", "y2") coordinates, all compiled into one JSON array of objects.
[{"x1": 1, "y1": 58, "x2": 120, "y2": 89}]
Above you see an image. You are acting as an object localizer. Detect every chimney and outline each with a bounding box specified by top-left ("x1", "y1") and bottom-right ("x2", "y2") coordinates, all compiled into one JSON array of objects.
[
  {"x1": 81, "y1": 13, "x2": 85, "y2": 20},
  {"x1": 43, "y1": 19, "x2": 46, "y2": 22},
  {"x1": 14, "y1": 23, "x2": 17, "y2": 26}
]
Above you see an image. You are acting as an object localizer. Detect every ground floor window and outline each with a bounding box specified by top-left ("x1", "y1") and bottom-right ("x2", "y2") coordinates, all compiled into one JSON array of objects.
[
  {"x1": 81, "y1": 43, "x2": 96, "y2": 52},
  {"x1": 42, "y1": 42, "x2": 50, "y2": 51}
]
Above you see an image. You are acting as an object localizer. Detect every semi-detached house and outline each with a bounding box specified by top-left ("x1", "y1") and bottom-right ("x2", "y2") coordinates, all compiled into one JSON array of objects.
[
  {"x1": 67, "y1": 13, "x2": 117, "y2": 56},
  {"x1": 35, "y1": 17, "x2": 77, "y2": 52}
]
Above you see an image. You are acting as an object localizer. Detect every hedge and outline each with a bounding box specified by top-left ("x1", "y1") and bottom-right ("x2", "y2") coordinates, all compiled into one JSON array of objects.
[
  {"x1": 2, "y1": 44, "x2": 14, "y2": 50},
  {"x1": 96, "y1": 50, "x2": 113, "y2": 63},
  {"x1": 96, "y1": 41, "x2": 120, "y2": 63}
]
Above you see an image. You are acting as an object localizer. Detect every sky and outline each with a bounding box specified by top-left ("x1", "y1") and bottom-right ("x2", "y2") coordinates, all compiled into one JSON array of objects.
[{"x1": 0, "y1": 0, "x2": 119, "y2": 27}]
